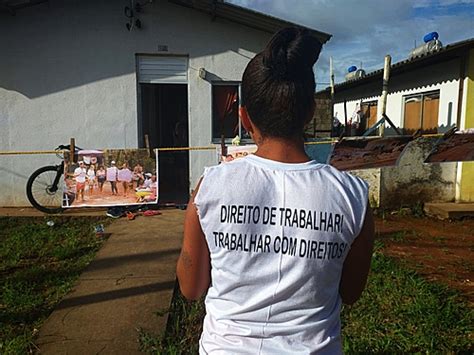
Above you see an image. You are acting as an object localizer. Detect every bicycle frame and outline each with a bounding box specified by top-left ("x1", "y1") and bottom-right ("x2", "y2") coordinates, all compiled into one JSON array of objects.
[{"x1": 48, "y1": 161, "x2": 65, "y2": 193}]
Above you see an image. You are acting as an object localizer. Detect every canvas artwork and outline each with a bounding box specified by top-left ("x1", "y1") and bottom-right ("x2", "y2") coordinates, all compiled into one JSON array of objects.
[
  {"x1": 63, "y1": 149, "x2": 158, "y2": 208},
  {"x1": 329, "y1": 136, "x2": 413, "y2": 171},
  {"x1": 424, "y1": 132, "x2": 474, "y2": 163},
  {"x1": 217, "y1": 145, "x2": 258, "y2": 163}
]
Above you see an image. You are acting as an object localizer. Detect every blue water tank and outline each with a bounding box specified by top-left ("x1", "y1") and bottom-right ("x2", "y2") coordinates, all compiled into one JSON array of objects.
[
  {"x1": 423, "y1": 32, "x2": 439, "y2": 43},
  {"x1": 348, "y1": 65, "x2": 357, "y2": 73}
]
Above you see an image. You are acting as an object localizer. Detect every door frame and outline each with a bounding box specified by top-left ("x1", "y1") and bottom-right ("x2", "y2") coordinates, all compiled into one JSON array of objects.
[{"x1": 135, "y1": 53, "x2": 189, "y2": 148}]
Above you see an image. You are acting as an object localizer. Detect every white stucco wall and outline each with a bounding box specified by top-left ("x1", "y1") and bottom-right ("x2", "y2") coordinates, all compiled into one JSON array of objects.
[
  {"x1": 350, "y1": 169, "x2": 381, "y2": 208},
  {"x1": 334, "y1": 59, "x2": 461, "y2": 132},
  {"x1": 0, "y1": 0, "x2": 270, "y2": 206}
]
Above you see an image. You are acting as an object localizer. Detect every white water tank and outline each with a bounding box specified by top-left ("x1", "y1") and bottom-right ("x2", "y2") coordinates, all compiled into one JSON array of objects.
[
  {"x1": 345, "y1": 69, "x2": 366, "y2": 81},
  {"x1": 410, "y1": 32, "x2": 442, "y2": 59},
  {"x1": 409, "y1": 40, "x2": 442, "y2": 58}
]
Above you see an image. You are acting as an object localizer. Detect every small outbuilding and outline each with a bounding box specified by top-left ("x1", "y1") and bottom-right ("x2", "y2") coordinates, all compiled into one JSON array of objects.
[{"x1": 317, "y1": 38, "x2": 474, "y2": 206}]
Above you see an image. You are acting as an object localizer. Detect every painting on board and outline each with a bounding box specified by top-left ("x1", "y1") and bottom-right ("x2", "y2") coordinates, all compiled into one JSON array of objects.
[
  {"x1": 304, "y1": 139, "x2": 335, "y2": 164},
  {"x1": 217, "y1": 145, "x2": 258, "y2": 164},
  {"x1": 62, "y1": 149, "x2": 158, "y2": 208}
]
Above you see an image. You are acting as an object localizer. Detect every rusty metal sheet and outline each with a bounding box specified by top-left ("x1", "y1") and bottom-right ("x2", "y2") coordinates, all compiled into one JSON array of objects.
[
  {"x1": 424, "y1": 132, "x2": 474, "y2": 163},
  {"x1": 329, "y1": 136, "x2": 413, "y2": 171}
]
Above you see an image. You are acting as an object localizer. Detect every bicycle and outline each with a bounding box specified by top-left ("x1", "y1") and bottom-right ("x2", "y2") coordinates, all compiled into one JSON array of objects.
[{"x1": 26, "y1": 144, "x2": 81, "y2": 214}]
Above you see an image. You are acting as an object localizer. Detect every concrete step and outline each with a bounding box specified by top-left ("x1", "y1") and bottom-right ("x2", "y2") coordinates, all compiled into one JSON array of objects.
[{"x1": 424, "y1": 202, "x2": 474, "y2": 220}]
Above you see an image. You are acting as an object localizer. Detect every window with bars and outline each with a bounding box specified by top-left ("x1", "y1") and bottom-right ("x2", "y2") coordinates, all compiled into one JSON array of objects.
[{"x1": 403, "y1": 91, "x2": 440, "y2": 134}]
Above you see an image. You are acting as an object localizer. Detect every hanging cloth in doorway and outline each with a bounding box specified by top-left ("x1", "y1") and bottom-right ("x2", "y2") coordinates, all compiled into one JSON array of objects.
[{"x1": 214, "y1": 86, "x2": 238, "y2": 137}]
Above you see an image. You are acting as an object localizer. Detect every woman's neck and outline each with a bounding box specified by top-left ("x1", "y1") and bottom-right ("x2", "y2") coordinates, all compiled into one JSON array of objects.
[{"x1": 254, "y1": 136, "x2": 310, "y2": 163}]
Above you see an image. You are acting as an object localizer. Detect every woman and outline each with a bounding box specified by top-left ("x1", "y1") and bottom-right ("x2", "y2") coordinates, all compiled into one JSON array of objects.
[
  {"x1": 106, "y1": 161, "x2": 119, "y2": 195},
  {"x1": 86, "y1": 165, "x2": 96, "y2": 196},
  {"x1": 97, "y1": 166, "x2": 107, "y2": 193},
  {"x1": 132, "y1": 163, "x2": 144, "y2": 189},
  {"x1": 177, "y1": 28, "x2": 375, "y2": 354},
  {"x1": 118, "y1": 163, "x2": 132, "y2": 197}
]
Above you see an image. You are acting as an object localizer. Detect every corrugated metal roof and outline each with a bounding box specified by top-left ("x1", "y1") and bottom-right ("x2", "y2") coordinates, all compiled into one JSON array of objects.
[
  {"x1": 318, "y1": 37, "x2": 474, "y2": 93},
  {"x1": 168, "y1": 0, "x2": 332, "y2": 44}
]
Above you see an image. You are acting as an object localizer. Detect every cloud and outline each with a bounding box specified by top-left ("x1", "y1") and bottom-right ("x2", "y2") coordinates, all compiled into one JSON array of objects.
[
  {"x1": 439, "y1": 0, "x2": 474, "y2": 5},
  {"x1": 398, "y1": 0, "x2": 474, "y2": 8},
  {"x1": 227, "y1": 0, "x2": 474, "y2": 86},
  {"x1": 229, "y1": 0, "x2": 414, "y2": 37}
]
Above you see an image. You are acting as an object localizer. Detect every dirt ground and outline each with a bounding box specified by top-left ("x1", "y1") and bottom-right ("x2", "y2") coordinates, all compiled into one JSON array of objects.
[
  {"x1": 69, "y1": 183, "x2": 145, "y2": 207},
  {"x1": 375, "y1": 214, "x2": 474, "y2": 305}
]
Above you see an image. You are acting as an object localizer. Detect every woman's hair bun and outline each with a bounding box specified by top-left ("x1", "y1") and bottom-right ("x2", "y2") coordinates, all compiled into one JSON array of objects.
[{"x1": 262, "y1": 27, "x2": 322, "y2": 79}]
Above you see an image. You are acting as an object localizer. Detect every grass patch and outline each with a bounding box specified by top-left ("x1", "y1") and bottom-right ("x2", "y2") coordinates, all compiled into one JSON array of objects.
[
  {"x1": 391, "y1": 230, "x2": 407, "y2": 242},
  {"x1": 138, "y1": 284, "x2": 205, "y2": 354},
  {"x1": 142, "y1": 245, "x2": 473, "y2": 353},
  {"x1": 341, "y1": 248, "x2": 472, "y2": 353},
  {"x1": 0, "y1": 216, "x2": 108, "y2": 354}
]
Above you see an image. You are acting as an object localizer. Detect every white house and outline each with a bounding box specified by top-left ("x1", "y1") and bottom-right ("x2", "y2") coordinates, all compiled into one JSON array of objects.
[
  {"x1": 0, "y1": 0, "x2": 331, "y2": 207},
  {"x1": 319, "y1": 38, "x2": 474, "y2": 206}
]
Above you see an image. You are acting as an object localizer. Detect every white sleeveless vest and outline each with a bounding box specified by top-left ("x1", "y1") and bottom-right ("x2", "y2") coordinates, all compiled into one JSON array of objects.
[{"x1": 194, "y1": 154, "x2": 368, "y2": 355}]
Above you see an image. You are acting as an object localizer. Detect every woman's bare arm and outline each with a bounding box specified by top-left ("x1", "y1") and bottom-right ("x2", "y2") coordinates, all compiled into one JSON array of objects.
[
  {"x1": 339, "y1": 206, "x2": 375, "y2": 305},
  {"x1": 176, "y1": 181, "x2": 211, "y2": 300}
]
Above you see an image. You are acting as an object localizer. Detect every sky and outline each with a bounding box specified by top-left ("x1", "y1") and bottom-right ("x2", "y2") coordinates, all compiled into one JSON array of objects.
[{"x1": 227, "y1": 0, "x2": 474, "y2": 90}]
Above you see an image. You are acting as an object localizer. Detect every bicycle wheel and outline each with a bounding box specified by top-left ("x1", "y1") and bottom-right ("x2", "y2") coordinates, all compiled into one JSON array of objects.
[{"x1": 26, "y1": 165, "x2": 64, "y2": 214}]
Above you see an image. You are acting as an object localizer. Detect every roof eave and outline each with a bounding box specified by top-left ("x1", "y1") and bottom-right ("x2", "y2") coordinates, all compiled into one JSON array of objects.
[
  {"x1": 323, "y1": 38, "x2": 474, "y2": 93},
  {"x1": 168, "y1": 0, "x2": 332, "y2": 44}
]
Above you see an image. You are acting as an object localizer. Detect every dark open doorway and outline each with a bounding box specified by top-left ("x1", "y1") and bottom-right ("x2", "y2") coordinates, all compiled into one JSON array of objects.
[{"x1": 139, "y1": 84, "x2": 189, "y2": 204}]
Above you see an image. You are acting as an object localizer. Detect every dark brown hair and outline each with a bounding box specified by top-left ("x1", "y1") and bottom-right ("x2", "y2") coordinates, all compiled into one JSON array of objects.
[{"x1": 241, "y1": 27, "x2": 322, "y2": 138}]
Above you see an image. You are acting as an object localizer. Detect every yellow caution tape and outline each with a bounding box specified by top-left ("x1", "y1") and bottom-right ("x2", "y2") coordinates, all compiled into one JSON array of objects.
[
  {"x1": 0, "y1": 150, "x2": 62, "y2": 155},
  {"x1": 0, "y1": 134, "x2": 446, "y2": 156}
]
